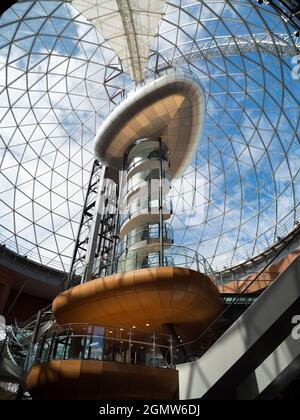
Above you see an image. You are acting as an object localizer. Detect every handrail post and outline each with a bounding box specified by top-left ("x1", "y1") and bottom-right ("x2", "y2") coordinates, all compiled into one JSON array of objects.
[
  {"x1": 169, "y1": 335, "x2": 174, "y2": 369},
  {"x1": 48, "y1": 331, "x2": 57, "y2": 361},
  {"x1": 63, "y1": 324, "x2": 71, "y2": 360},
  {"x1": 159, "y1": 139, "x2": 164, "y2": 267},
  {"x1": 127, "y1": 329, "x2": 132, "y2": 364},
  {"x1": 24, "y1": 309, "x2": 42, "y2": 372},
  {"x1": 0, "y1": 335, "x2": 7, "y2": 360},
  {"x1": 196, "y1": 253, "x2": 200, "y2": 272},
  {"x1": 152, "y1": 332, "x2": 156, "y2": 368},
  {"x1": 37, "y1": 332, "x2": 47, "y2": 363}
]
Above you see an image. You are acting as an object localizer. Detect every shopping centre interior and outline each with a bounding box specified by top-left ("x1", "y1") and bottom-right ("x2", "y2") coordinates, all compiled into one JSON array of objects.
[{"x1": 0, "y1": 0, "x2": 300, "y2": 400}]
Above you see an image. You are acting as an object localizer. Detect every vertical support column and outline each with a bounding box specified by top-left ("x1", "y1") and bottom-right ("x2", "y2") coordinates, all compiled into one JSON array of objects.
[
  {"x1": 152, "y1": 332, "x2": 156, "y2": 368},
  {"x1": 83, "y1": 166, "x2": 119, "y2": 281},
  {"x1": 24, "y1": 309, "x2": 42, "y2": 371},
  {"x1": 111, "y1": 158, "x2": 126, "y2": 274},
  {"x1": 0, "y1": 268, "x2": 13, "y2": 314},
  {"x1": 127, "y1": 329, "x2": 132, "y2": 363},
  {"x1": 169, "y1": 335, "x2": 174, "y2": 369},
  {"x1": 159, "y1": 138, "x2": 164, "y2": 267}
]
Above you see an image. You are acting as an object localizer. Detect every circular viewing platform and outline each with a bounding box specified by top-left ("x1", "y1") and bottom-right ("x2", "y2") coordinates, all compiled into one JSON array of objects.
[
  {"x1": 25, "y1": 323, "x2": 178, "y2": 400},
  {"x1": 53, "y1": 266, "x2": 223, "y2": 342},
  {"x1": 94, "y1": 69, "x2": 205, "y2": 179}
]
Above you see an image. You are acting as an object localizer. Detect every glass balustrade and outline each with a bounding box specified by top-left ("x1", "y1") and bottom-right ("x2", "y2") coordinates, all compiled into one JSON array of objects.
[
  {"x1": 32, "y1": 324, "x2": 174, "y2": 370},
  {"x1": 117, "y1": 223, "x2": 174, "y2": 255},
  {"x1": 105, "y1": 245, "x2": 214, "y2": 276}
]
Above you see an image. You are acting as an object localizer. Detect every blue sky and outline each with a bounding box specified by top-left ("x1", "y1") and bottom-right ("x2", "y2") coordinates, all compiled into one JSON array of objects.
[{"x1": 0, "y1": 0, "x2": 299, "y2": 271}]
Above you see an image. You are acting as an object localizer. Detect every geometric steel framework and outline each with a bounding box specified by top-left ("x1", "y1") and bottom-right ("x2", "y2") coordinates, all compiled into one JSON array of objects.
[
  {"x1": 0, "y1": 0, "x2": 125, "y2": 271},
  {"x1": 146, "y1": 32, "x2": 300, "y2": 74},
  {"x1": 0, "y1": 0, "x2": 300, "y2": 273},
  {"x1": 264, "y1": 0, "x2": 300, "y2": 34},
  {"x1": 66, "y1": 159, "x2": 102, "y2": 288},
  {"x1": 147, "y1": 0, "x2": 300, "y2": 272},
  {"x1": 66, "y1": 161, "x2": 118, "y2": 289}
]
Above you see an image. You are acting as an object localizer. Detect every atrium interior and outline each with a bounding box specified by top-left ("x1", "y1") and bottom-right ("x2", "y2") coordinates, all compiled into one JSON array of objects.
[{"x1": 0, "y1": 0, "x2": 300, "y2": 401}]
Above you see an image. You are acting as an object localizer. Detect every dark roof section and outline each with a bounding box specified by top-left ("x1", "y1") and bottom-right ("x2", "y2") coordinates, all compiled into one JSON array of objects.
[{"x1": 0, "y1": 1, "x2": 18, "y2": 16}]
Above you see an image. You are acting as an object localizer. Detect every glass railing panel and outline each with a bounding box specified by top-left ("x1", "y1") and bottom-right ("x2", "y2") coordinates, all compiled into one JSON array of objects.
[
  {"x1": 108, "y1": 245, "x2": 214, "y2": 276},
  {"x1": 31, "y1": 324, "x2": 175, "y2": 370}
]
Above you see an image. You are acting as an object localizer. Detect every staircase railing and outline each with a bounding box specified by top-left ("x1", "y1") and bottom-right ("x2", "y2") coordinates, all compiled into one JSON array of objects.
[{"x1": 0, "y1": 305, "x2": 56, "y2": 375}]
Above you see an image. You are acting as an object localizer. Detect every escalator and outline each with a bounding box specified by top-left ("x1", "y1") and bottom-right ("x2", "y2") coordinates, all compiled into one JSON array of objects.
[
  {"x1": 237, "y1": 330, "x2": 300, "y2": 400},
  {"x1": 0, "y1": 307, "x2": 56, "y2": 399},
  {"x1": 0, "y1": 337, "x2": 24, "y2": 383},
  {"x1": 178, "y1": 253, "x2": 300, "y2": 400}
]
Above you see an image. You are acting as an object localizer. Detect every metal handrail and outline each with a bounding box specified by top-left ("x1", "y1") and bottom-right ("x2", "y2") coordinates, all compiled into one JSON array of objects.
[
  {"x1": 0, "y1": 234, "x2": 67, "y2": 271},
  {"x1": 67, "y1": 244, "x2": 214, "y2": 288},
  {"x1": 97, "y1": 244, "x2": 214, "y2": 278},
  {"x1": 123, "y1": 196, "x2": 172, "y2": 220},
  {"x1": 127, "y1": 150, "x2": 169, "y2": 174},
  {"x1": 210, "y1": 209, "x2": 300, "y2": 273},
  {"x1": 32, "y1": 323, "x2": 175, "y2": 370},
  {"x1": 16, "y1": 304, "x2": 53, "y2": 330},
  {"x1": 1, "y1": 206, "x2": 299, "y2": 278},
  {"x1": 118, "y1": 223, "x2": 174, "y2": 253}
]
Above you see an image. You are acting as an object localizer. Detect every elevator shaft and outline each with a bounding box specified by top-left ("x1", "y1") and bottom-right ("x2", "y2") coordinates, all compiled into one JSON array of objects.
[{"x1": 117, "y1": 138, "x2": 173, "y2": 272}]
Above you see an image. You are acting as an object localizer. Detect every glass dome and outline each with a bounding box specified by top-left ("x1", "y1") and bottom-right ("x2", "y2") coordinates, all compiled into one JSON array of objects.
[{"x1": 0, "y1": 0, "x2": 299, "y2": 272}]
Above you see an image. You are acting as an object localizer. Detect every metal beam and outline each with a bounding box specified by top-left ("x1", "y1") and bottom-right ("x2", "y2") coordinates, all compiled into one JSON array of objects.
[
  {"x1": 66, "y1": 160, "x2": 103, "y2": 289},
  {"x1": 147, "y1": 32, "x2": 300, "y2": 74}
]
